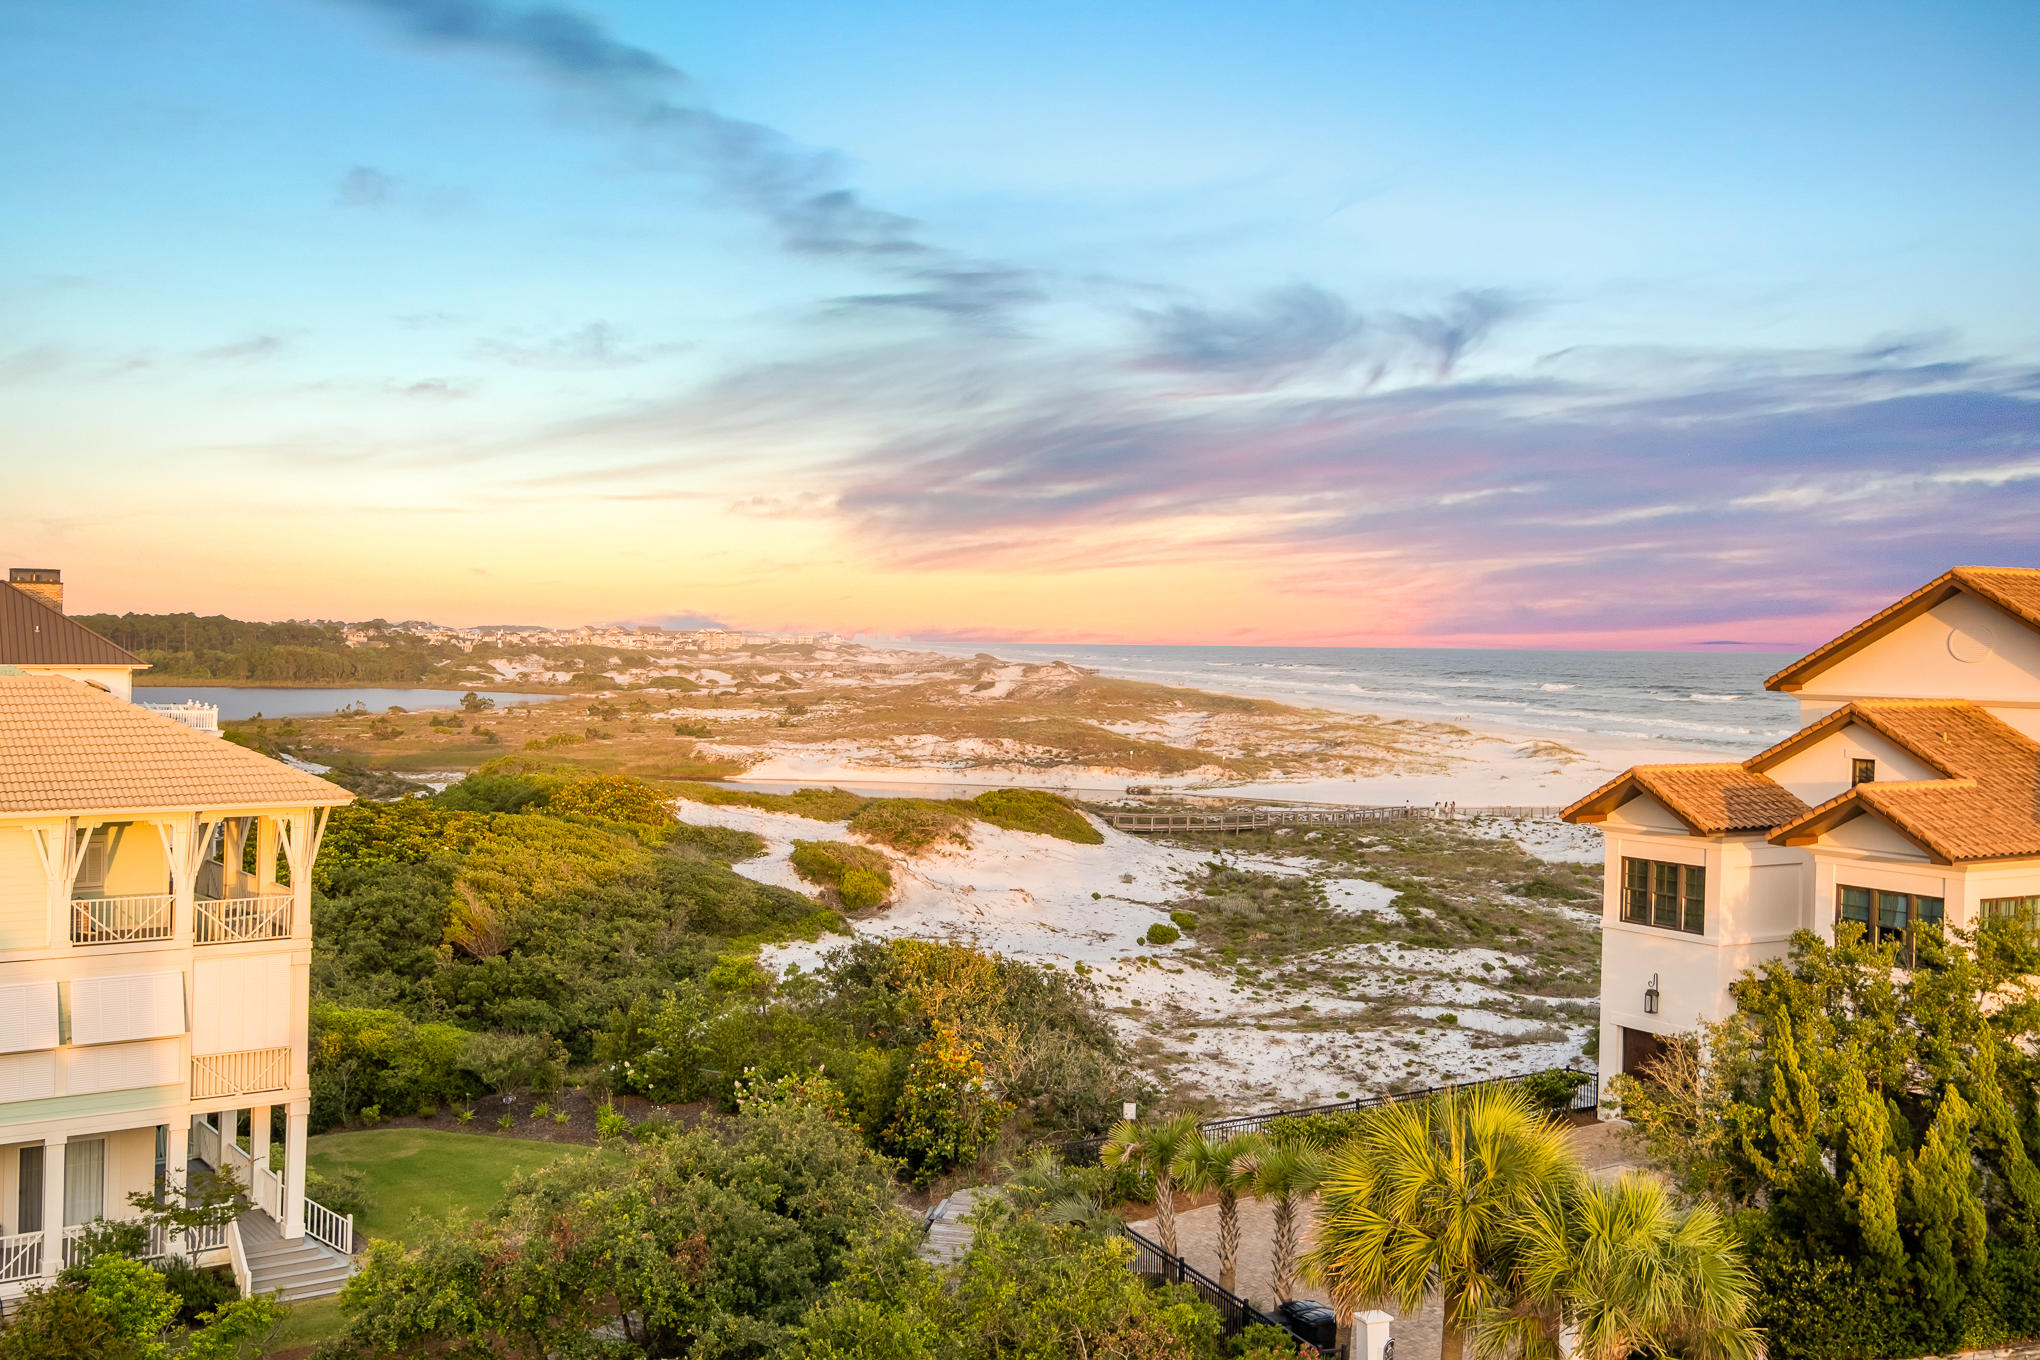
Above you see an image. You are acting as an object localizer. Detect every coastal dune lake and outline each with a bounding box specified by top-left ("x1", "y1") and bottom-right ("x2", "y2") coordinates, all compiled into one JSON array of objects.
[{"x1": 133, "y1": 686, "x2": 560, "y2": 721}]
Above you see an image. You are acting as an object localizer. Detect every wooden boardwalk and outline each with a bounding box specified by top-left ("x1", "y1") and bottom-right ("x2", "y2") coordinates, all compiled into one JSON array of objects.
[{"x1": 1099, "y1": 804, "x2": 1563, "y2": 834}]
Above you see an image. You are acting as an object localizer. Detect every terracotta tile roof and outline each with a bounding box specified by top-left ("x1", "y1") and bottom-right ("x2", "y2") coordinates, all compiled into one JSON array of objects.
[
  {"x1": 0, "y1": 585, "x2": 141, "y2": 669},
  {"x1": 0, "y1": 671, "x2": 352, "y2": 815},
  {"x1": 1563, "y1": 763, "x2": 1809, "y2": 835},
  {"x1": 1767, "y1": 700, "x2": 2040, "y2": 863},
  {"x1": 1767, "y1": 566, "x2": 2040, "y2": 692}
]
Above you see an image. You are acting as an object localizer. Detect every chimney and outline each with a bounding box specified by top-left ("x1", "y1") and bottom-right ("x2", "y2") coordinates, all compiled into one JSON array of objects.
[{"x1": 8, "y1": 567, "x2": 62, "y2": 613}]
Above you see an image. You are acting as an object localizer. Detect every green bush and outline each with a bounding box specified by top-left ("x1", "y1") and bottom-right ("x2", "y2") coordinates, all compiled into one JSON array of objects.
[
  {"x1": 791, "y1": 840, "x2": 895, "y2": 909},
  {"x1": 1519, "y1": 1067, "x2": 1591, "y2": 1114},
  {"x1": 848, "y1": 798, "x2": 971, "y2": 853},
  {"x1": 596, "y1": 1102, "x2": 631, "y2": 1141},
  {"x1": 304, "y1": 1164, "x2": 375, "y2": 1220},
  {"x1": 1144, "y1": 922, "x2": 1180, "y2": 946},
  {"x1": 1169, "y1": 910, "x2": 1199, "y2": 931},
  {"x1": 967, "y1": 789, "x2": 1103, "y2": 844},
  {"x1": 669, "y1": 781, "x2": 870, "y2": 821},
  {"x1": 1261, "y1": 1110, "x2": 1363, "y2": 1148}
]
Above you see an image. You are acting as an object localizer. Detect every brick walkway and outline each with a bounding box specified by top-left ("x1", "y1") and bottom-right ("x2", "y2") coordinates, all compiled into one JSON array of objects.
[{"x1": 1128, "y1": 1118, "x2": 1639, "y2": 1358}]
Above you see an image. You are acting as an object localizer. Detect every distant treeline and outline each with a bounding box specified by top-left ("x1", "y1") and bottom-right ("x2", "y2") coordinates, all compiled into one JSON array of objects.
[{"x1": 75, "y1": 611, "x2": 482, "y2": 686}]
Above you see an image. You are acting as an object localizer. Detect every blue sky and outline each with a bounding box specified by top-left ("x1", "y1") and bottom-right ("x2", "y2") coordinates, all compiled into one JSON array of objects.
[{"x1": 2, "y1": 0, "x2": 2037, "y2": 645}]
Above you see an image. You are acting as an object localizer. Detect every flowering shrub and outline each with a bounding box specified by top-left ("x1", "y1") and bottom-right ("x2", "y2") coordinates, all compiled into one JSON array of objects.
[
  {"x1": 734, "y1": 1066, "x2": 853, "y2": 1125},
  {"x1": 883, "y1": 1025, "x2": 1013, "y2": 1186}
]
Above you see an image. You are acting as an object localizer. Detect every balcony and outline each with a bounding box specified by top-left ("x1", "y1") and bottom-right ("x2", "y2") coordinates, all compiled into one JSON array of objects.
[
  {"x1": 138, "y1": 699, "x2": 221, "y2": 735},
  {"x1": 195, "y1": 894, "x2": 292, "y2": 944},
  {"x1": 191, "y1": 1046, "x2": 290, "y2": 1100},
  {"x1": 71, "y1": 894, "x2": 174, "y2": 945}
]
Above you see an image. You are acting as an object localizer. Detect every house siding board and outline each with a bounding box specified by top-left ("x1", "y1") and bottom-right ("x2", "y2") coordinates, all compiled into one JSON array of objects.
[{"x1": 0, "y1": 830, "x2": 45, "y2": 951}]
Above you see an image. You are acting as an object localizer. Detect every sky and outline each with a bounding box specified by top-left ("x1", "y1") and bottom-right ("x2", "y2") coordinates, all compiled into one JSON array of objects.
[{"x1": 2, "y1": 0, "x2": 2038, "y2": 648}]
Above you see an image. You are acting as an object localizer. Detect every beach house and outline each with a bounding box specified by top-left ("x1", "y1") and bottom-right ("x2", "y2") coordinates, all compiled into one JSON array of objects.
[
  {"x1": 0, "y1": 575, "x2": 356, "y2": 1302},
  {"x1": 1563, "y1": 567, "x2": 2040, "y2": 1083}
]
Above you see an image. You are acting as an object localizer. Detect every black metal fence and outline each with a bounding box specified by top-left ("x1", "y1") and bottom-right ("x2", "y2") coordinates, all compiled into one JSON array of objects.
[
  {"x1": 1119, "y1": 1221, "x2": 1318, "y2": 1349},
  {"x1": 1057, "y1": 1068, "x2": 1598, "y2": 1163}
]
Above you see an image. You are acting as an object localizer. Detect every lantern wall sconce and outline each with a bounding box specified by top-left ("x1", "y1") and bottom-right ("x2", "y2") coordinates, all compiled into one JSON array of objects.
[{"x1": 1643, "y1": 973, "x2": 1661, "y2": 1015}]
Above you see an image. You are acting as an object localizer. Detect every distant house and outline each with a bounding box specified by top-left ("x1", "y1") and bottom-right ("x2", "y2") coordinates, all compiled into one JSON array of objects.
[
  {"x1": 1564, "y1": 567, "x2": 2040, "y2": 1084},
  {"x1": 0, "y1": 575, "x2": 357, "y2": 1301}
]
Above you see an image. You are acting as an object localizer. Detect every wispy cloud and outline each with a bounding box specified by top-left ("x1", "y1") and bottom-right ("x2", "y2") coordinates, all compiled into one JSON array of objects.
[
  {"x1": 474, "y1": 321, "x2": 680, "y2": 370},
  {"x1": 331, "y1": 0, "x2": 1037, "y2": 326},
  {"x1": 335, "y1": 164, "x2": 398, "y2": 207},
  {"x1": 196, "y1": 335, "x2": 287, "y2": 362}
]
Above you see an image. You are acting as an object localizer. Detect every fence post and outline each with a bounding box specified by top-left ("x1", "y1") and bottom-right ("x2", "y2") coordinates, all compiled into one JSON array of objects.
[{"x1": 1353, "y1": 1310, "x2": 1393, "y2": 1360}]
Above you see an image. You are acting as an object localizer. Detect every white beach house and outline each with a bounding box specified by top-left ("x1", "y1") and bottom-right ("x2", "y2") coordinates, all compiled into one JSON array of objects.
[
  {"x1": 1563, "y1": 566, "x2": 2040, "y2": 1081},
  {"x1": 0, "y1": 574, "x2": 356, "y2": 1301}
]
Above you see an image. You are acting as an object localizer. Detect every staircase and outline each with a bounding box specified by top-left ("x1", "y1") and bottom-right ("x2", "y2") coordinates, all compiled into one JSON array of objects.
[
  {"x1": 236, "y1": 1209, "x2": 356, "y2": 1301},
  {"x1": 920, "y1": 1187, "x2": 986, "y2": 1264}
]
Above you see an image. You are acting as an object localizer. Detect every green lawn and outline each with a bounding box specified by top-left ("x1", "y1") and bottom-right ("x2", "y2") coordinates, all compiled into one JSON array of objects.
[{"x1": 306, "y1": 1127, "x2": 593, "y2": 1245}]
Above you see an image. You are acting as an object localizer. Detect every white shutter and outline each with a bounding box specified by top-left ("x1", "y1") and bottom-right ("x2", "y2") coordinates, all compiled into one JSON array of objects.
[
  {"x1": 0, "y1": 1050, "x2": 59, "y2": 1102},
  {"x1": 66, "y1": 1038, "x2": 181, "y2": 1096},
  {"x1": 192, "y1": 955, "x2": 290, "y2": 1054},
  {"x1": 69, "y1": 972, "x2": 187, "y2": 1046},
  {"x1": 0, "y1": 982, "x2": 60, "y2": 1054}
]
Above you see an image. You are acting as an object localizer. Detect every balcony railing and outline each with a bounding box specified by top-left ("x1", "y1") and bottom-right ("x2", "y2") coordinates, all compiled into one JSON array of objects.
[
  {"x1": 191, "y1": 1046, "x2": 290, "y2": 1100},
  {"x1": 139, "y1": 700, "x2": 220, "y2": 734},
  {"x1": 306, "y1": 1196, "x2": 353, "y2": 1255},
  {"x1": 71, "y1": 894, "x2": 173, "y2": 945},
  {"x1": 0, "y1": 1231, "x2": 40, "y2": 1284},
  {"x1": 195, "y1": 894, "x2": 293, "y2": 944}
]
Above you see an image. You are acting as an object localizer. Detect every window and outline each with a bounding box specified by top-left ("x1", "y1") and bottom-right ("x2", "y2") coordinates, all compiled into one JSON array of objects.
[
  {"x1": 17, "y1": 1146, "x2": 42, "y2": 1233},
  {"x1": 1838, "y1": 884, "x2": 1944, "y2": 966},
  {"x1": 1851, "y1": 758, "x2": 1876, "y2": 786},
  {"x1": 1620, "y1": 858, "x2": 1705, "y2": 934},
  {"x1": 63, "y1": 1138, "x2": 104, "y2": 1227},
  {"x1": 1983, "y1": 895, "x2": 2040, "y2": 940}
]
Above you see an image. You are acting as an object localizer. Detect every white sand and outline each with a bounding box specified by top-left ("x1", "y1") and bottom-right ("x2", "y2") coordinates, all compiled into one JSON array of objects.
[{"x1": 683, "y1": 802, "x2": 1594, "y2": 1108}]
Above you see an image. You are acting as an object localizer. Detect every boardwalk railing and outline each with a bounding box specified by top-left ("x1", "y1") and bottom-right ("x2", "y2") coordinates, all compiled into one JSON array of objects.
[
  {"x1": 1057, "y1": 1069, "x2": 1597, "y2": 1162},
  {"x1": 1120, "y1": 1221, "x2": 1317, "y2": 1349},
  {"x1": 1100, "y1": 804, "x2": 1565, "y2": 834},
  {"x1": 306, "y1": 1196, "x2": 354, "y2": 1255}
]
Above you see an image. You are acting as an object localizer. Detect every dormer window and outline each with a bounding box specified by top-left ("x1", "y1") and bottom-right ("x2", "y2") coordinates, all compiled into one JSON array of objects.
[{"x1": 1851, "y1": 758, "x2": 1876, "y2": 786}]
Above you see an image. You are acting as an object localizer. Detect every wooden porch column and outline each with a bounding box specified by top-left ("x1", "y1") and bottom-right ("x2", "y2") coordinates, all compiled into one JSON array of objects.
[
  {"x1": 165, "y1": 1116, "x2": 189, "y2": 1198},
  {"x1": 255, "y1": 817, "x2": 279, "y2": 893},
  {"x1": 283, "y1": 1100, "x2": 309, "y2": 1239},
  {"x1": 250, "y1": 1103, "x2": 273, "y2": 1215},
  {"x1": 40, "y1": 1136, "x2": 65, "y2": 1282}
]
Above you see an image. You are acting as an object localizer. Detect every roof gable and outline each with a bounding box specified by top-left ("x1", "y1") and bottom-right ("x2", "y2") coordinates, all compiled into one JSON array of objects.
[
  {"x1": 0, "y1": 584, "x2": 142, "y2": 669},
  {"x1": 1563, "y1": 764, "x2": 1809, "y2": 836},
  {"x1": 1768, "y1": 567, "x2": 2040, "y2": 693}
]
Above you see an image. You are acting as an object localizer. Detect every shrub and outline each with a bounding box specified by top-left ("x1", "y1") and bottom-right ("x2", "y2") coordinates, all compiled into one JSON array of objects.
[
  {"x1": 849, "y1": 798, "x2": 971, "y2": 854},
  {"x1": 304, "y1": 1164, "x2": 375, "y2": 1220},
  {"x1": 496, "y1": 1114, "x2": 514, "y2": 1131},
  {"x1": 1519, "y1": 1067, "x2": 1591, "y2": 1114},
  {"x1": 1513, "y1": 876, "x2": 1594, "y2": 901},
  {"x1": 156, "y1": 1256, "x2": 238, "y2": 1326},
  {"x1": 791, "y1": 840, "x2": 895, "y2": 910},
  {"x1": 967, "y1": 789, "x2": 1103, "y2": 843},
  {"x1": 596, "y1": 1102, "x2": 631, "y2": 1141},
  {"x1": 457, "y1": 1030, "x2": 567, "y2": 1097},
  {"x1": 367, "y1": 717, "x2": 402, "y2": 740},
  {"x1": 668, "y1": 781, "x2": 869, "y2": 821},
  {"x1": 457, "y1": 1107, "x2": 474, "y2": 1124},
  {"x1": 545, "y1": 773, "x2": 673, "y2": 826},
  {"x1": 554, "y1": 1110, "x2": 570, "y2": 1125},
  {"x1": 1144, "y1": 922, "x2": 1180, "y2": 946},
  {"x1": 1262, "y1": 1110, "x2": 1363, "y2": 1148},
  {"x1": 531, "y1": 1101, "x2": 552, "y2": 1120},
  {"x1": 883, "y1": 1024, "x2": 1013, "y2": 1186},
  {"x1": 1169, "y1": 910, "x2": 1199, "y2": 931}
]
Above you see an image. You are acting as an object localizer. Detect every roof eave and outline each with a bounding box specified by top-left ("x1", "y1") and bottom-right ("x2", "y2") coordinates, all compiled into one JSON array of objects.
[{"x1": 1766, "y1": 575, "x2": 1962, "y2": 693}]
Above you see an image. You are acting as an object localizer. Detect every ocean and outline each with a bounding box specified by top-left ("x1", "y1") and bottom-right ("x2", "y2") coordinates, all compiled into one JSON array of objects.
[{"x1": 921, "y1": 643, "x2": 1804, "y2": 760}]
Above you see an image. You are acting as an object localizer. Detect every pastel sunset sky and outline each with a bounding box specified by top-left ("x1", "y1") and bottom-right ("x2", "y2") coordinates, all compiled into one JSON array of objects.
[{"x1": 4, "y1": 1, "x2": 2037, "y2": 647}]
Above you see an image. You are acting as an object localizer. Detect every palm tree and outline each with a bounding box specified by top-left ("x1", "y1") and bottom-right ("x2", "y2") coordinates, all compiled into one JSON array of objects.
[
  {"x1": 1304, "y1": 1082, "x2": 1573, "y2": 1360},
  {"x1": 1172, "y1": 1131, "x2": 1260, "y2": 1292},
  {"x1": 1239, "y1": 1138, "x2": 1322, "y2": 1304},
  {"x1": 1102, "y1": 1112, "x2": 1203, "y2": 1256},
  {"x1": 1478, "y1": 1172, "x2": 1760, "y2": 1360}
]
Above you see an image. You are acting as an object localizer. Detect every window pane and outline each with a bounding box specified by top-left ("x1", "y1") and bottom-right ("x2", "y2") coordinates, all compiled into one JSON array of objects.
[
  {"x1": 1915, "y1": 896, "x2": 1944, "y2": 926},
  {"x1": 1877, "y1": 892, "x2": 1909, "y2": 943},
  {"x1": 1653, "y1": 862, "x2": 1681, "y2": 928},
  {"x1": 63, "y1": 1138, "x2": 105, "y2": 1226},
  {"x1": 1683, "y1": 864, "x2": 1706, "y2": 933},
  {"x1": 1839, "y1": 886, "x2": 1873, "y2": 929},
  {"x1": 1622, "y1": 859, "x2": 1649, "y2": 923}
]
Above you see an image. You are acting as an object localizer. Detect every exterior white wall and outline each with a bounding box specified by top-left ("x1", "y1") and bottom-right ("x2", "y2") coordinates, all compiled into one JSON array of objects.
[
  {"x1": 0, "y1": 832, "x2": 45, "y2": 952},
  {"x1": 1760, "y1": 723, "x2": 1941, "y2": 807},
  {"x1": 13, "y1": 665, "x2": 135, "y2": 702},
  {"x1": 1793, "y1": 594, "x2": 2040, "y2": 739}
]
